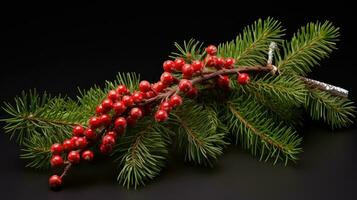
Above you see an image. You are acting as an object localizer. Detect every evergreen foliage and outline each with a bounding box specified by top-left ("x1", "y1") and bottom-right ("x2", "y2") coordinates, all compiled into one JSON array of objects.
[{"x1": 1, "y1": 18, "x2": 355, "y2": 189}]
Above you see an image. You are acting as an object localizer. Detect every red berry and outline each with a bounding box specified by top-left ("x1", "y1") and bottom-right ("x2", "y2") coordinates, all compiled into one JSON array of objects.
[
  {"x1": 68, "y1": 151, "x2": 80, "y2": 164},
  {"x1": 70, "y1": 136, "x2": 79, "y2": 146},
  {"x1": 224, "y1": 58, "x2": 235, "y2": 68},
  {"x1": 130, "y1": 107, "x2": 143, "y2": 119},
  {"x1": 139, "y1": 80, "x2": 151, "y2": 92},
  {"x1": 145, "y1": 91, "x2": 156, "y2": 99},
  {"x1": 81, "y1": 150, "x2": 94, "y2": 161},
  {"x1": 96, "y1": 104, "x2": 104, "y2": 115},
  {"x1": 237, "y1": 73, "x2": 250, "y2": 85},
  {"x1": 151, "y1": 81, "x2": 166, "y2": 93},
  {"x1": 169, "y1": 95, "x2": 183, "y2": 107},
  {"x1": 159, "y1": 101, "x2": 172, "y2": 113},
  {"x1": 186, "y1": 86, "x2": 198, "y2": 98},
  {"x1": 89, "y1": 117, "x2": 101, "y2": 128},
  {"x1": 206, "y1": 45, "x2": 217, "y2": 55},
  {"x1": 113, "y1": 101, "x2": 126, "y2": 115},
  {"x1": 50, "y1": 155, "x2": 64, "y2": 167},
  {"x1": 163, "y1": 60, "x2": 175, "y2": 72},
  {"x1": 84, "y1": 128, "x2": 96, "y2": 140},
  {"x1": 191, "y1": 60, "x2": 204, "y2": 72},
  {"x1": 132, "y1": 91, "x2": 144, "y2": 103},
  {"x1": 107, "y1": 90, "x2": 119, "y2": 102},
  {"x1": 126, "y1": 116, "x2": 136, "y2": 126},
  {"x1": 122, "y1": 95, "x2": 134, "y2": 107},
  {"x1": 73, "y1": 125, "x2": 84, "y2": 137},
  {"x1": 106, "y1": 131, "x2": 118, "y2": 140},
  {"x1": 206, "y1": 56, "x2": 217, "y2": 66},
  {"x1": 114, "y1": 117, "x2": 127, "y2": 130},
  {"x1": 174, "y1": 58, "x2": 185, "y2": 71},
  {"x1": 102, "y1": 135, "x2": 115, "y2": 145},
  {"x1": 63, "y1": 139, "x2": 75, "y2": 151},
  {"x1": 99, "y1": 114, "x2": 111, "y2": 126},
  {"x1": 178, "y1": 79, "x2": 192, "y2": 93},
  {"x1": 217, "y1": 75, "x2": 230, "y2": 88},
  {"x1": 182, "y1": 64, "x2": 194, "y2": 78},
  {"x1": 51, "y1": 143, "x2": 63, "y2": 155},
  {"x1": 99, "y1": 144, "x2": 113, "y2": 154},
  {"x1": 49, "y1": 175, "x2": 62, "y2": 188},
  {"x1": 215, "y1": 57, "x2": 225, "y2": 69},
  {"x1": 101, "y1": 99, "x2": 113, "y2": 111},
  {"x1": 155, "y1": 110, "x2": 168, "y2": 122},
  {"x1": 75, "y1": 137, "x2": 88, "y2": 149},
  {"x1": 117, "y1": 85, "x2": 129, "y2": 94},
  {"x1": 160, "y1": 72, "x2": 174, "y2": 85}
]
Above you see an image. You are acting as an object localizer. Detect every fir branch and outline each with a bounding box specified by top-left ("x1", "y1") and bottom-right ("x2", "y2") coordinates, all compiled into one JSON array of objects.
[
  {"x1": 170, "y1": 39, "x2": 205, "y2": 61},
  {"x1": 115, "y1": 118, "x2": 171, "y2": 189},
  {"x1": 305, "y1": 88, "x2": 355, "y2": 128},
  {"x1": 218, "y1": 17, "x2": 284, "y2": 66},
  {"x1": 277, "y1": 21, "x2": 339, "y2": 75},
  {"x1": 226, "y1": 96, "x2": 302, "y2": 165},
  {"x1": 171, "y1": 102, "x2": 228, "y2": 166}
]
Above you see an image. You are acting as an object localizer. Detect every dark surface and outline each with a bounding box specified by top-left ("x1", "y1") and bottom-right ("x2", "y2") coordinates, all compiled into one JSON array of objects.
[{"x1": 1, "y1": 3, "x2": 356, "y2": 200}]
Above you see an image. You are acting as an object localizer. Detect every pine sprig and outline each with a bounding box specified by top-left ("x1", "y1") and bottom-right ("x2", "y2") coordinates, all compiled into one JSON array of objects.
[
  {"x1": 170, "y1": 39, "x2": 205, "y2": 61},
  {"x1": 172, "y1": 102, "x2": 228, "y2": 166},
  {"x1": 277, "y1": 21, "x2": 339, "y2": 75},
  {"x1": 218, "y1": 17, "x2": 284, "y2": 66},
  {"x1": 305, "y1": 88, "x2": 355, "y2": 128},
  {"x1": 115, "y1": 118, "x2": 171, "y2": 189},
  {"x1": 226, "y1": 96, "x2": 302, "y2": 165}
]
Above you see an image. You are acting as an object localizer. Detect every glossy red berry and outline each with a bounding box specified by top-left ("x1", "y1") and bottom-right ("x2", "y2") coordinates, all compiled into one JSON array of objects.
[
  {"x1": 145, "y1": 91, "x2": 156, "y2": 99},
  {"x1": 102, "y1": 135, "x2": 115, "y2": 145},
  {"x1": 99, "y1": 114, "x2": 111, "y2": 126},
  {"x1": 132, "y1": 91, "x2": 144, "y2": 103},
  {"x1": 217, "y1": 75, "x2": 230, "y2": 88},
  {"x1": 96, "y1": 104, "x2": 104, "y2": 115},
  {"x1": 81, "y1": 150, "x2": 94, "y2": 161},
  {"x1": 215, "y1": 57, "x2": 225, "y2": 69},
  {"x1": 99, "y1": 144, "x2": 113, "y2": 154},
  {"x1": 75, "y1": 137, "x2": 88, "y2": 149},
  {"x1": 101, "y1": 99, "x2": 113, "y2": 111},
  {"x1": 174, "y1": 58, "x2": 185, "y2": 71},
  {"x1": 84, "y1": 128, "x2": 96, "y2": 140},
  {"x1": 206, "y1": 56, "x2": 217, "y2": 66},
  {"x1": 113, "y1": 101, "x2": 126, "y2": 115},
  {"x1": 155, "y1": 110, "x2": 168, "y2": 122},
  {"x1": 49, "y1": 175, "x2": 62, "y2": 188},
  {"x1": 106, "y1": 131, "x2": 118, "y2": 140},
  {"x1": 107, "y1": 90, "x2": 119, "y2": 102},
  {"x1": 139, "y1": 80, "x2": 151, "y2": 92},
  {"x1": 191, "y1": 60, "x2": 204, "y2": 72},
  {"x1": 237, "y1": 73, "x2": 250, "y2": 85},
  {"x1": 51, "y1": 143, "x2": 63, "y2": 155},
  {"x1": 68, "y1": 151, "x2": 80, "y2": 164},
  {"x1": 182, "y1": 64, "x2": 194, "y2": 78},
  {"x1": 163, "y1": 60, "x2": 175, "y2": 72},
  {"x1": 114, "y1": 117, "x2": 127, "y2": 130},
  {"x1": 160, "y1": 72, "x2": 174, "y2": 85},
  {"x1": 159, "y1": 101, "x2": 172, "y2": 112},
  {"x1": 117, "y1": 85, "x2": 129, "y2": 94},
  {"x1": 179, "y1": 79, "x2": 193, "y2": 92},
  {"x1": 151, "y1": 81, "x2": 166, "y2": 93},
  {"x1": 70, "y1": 136, "x2": 79, "y2": 146},
  {"x1": 89, "y1": 117, "x2": 101, "y2": 128},
  {"x1": 130, "y1": 107, "x2": 143, "y2": 119},
  {"x1": 63, "y1": 139, "x2": 75, "y2": 151},
  {"x1": 206, "y1": 45, "x2": 217, "y2": 55},
  {"x1": 73, "y1": 125, "x2": 84, "y2": 137},
  {"x1": 169, "y1": 95, "x2": 183, "y2": 107},
  {"x1": 224, "y1": 58, "x2": 235, "y2": 68},
  {"x1": 122, "y1": 95, "x2": 134, "y2": 107},
  {"x1": 186, "y1": 86, "x2": 198, "y2": 98},
  {"x1": 50, "y1": 155, "x2": 64, "y2": 167}
]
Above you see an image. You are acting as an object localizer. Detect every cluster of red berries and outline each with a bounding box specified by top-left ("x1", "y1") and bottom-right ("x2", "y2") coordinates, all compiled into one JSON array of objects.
[{"x1": 48, "y1": 44, "x2": 250, "y2": 189}]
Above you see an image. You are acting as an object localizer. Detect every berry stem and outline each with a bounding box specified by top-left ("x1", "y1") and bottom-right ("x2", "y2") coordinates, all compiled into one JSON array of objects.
[{"x1": 60, "y1": 163, "x2": 72, "y2": 179}]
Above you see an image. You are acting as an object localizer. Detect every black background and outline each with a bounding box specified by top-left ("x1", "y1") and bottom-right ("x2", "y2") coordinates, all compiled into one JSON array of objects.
[{"x1": 1, "y1": 2, "x2": 356, "y2": 200}]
